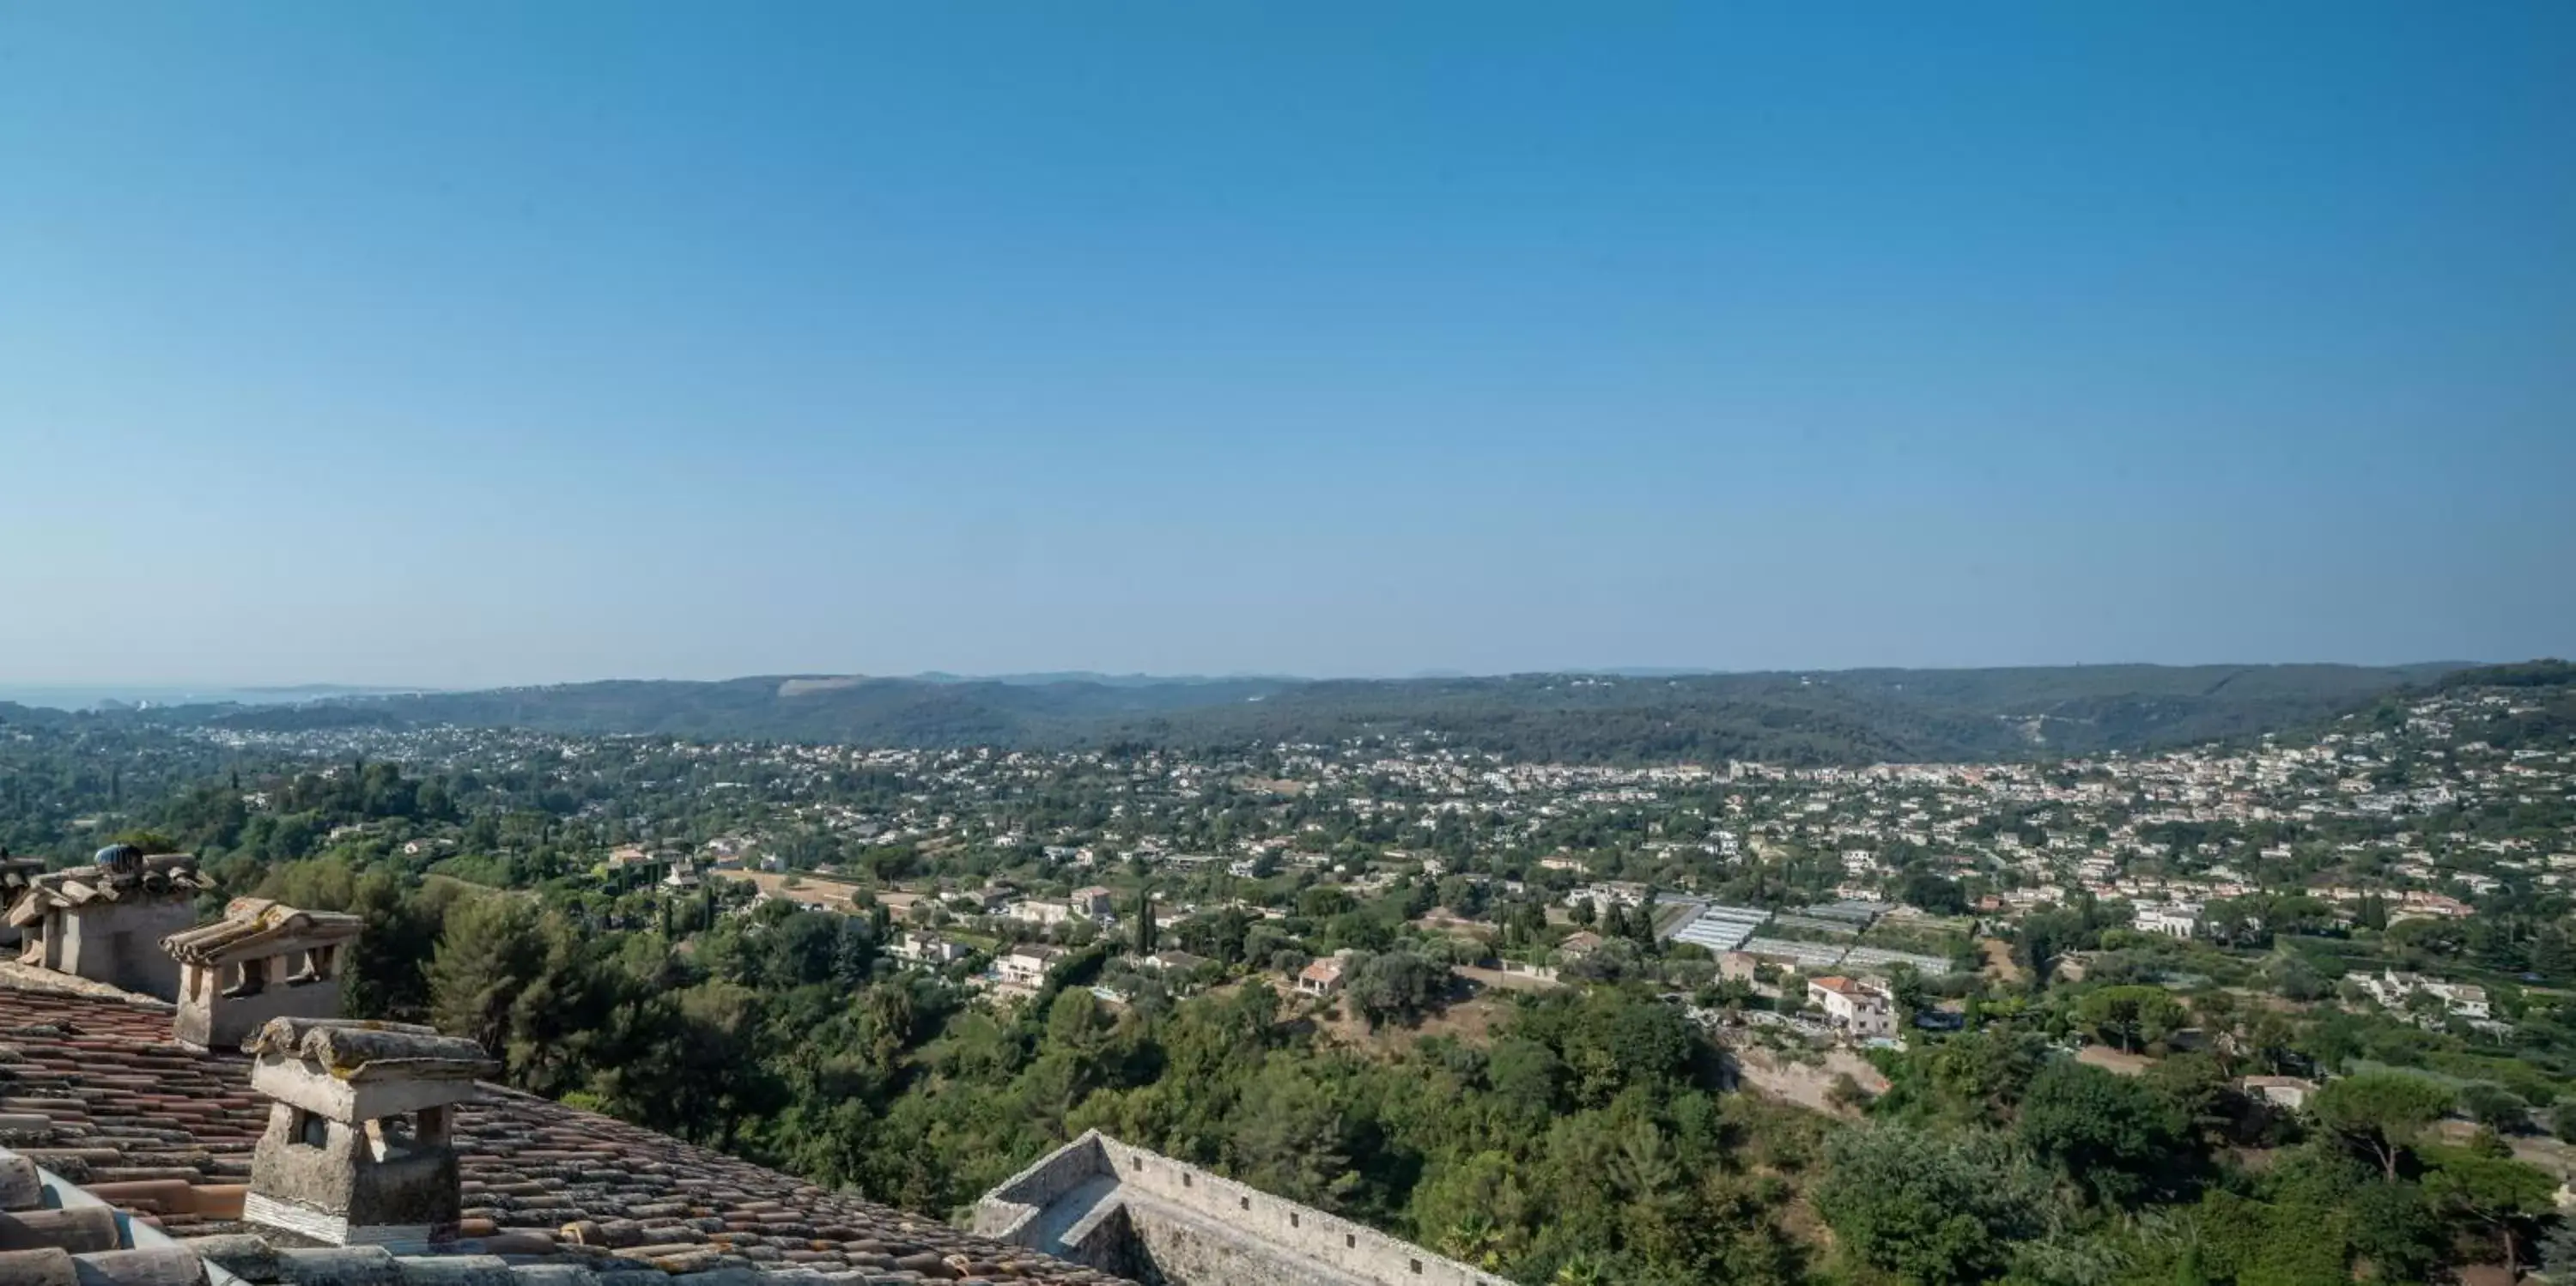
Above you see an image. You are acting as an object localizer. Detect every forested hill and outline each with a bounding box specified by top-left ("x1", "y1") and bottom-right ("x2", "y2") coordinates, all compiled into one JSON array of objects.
[{"x1": 140, "y1": 662, "x2": 2478, "y2": 765}]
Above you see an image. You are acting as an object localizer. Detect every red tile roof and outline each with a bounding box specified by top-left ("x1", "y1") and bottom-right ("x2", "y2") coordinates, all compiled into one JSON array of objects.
[{"x1": 1, "y1": 982, "x2": 1130, "y2": 1283}]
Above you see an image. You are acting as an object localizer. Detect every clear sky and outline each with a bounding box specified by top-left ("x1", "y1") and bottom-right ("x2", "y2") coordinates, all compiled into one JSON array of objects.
[{"x1": 3, "y1": 3, "x2": 2570, "y2": 688}]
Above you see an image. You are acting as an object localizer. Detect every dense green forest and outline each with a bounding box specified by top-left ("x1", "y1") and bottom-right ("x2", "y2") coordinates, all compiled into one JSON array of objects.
[
  {"x1": 143, "y1": 662, "x2": 2464, "y2": 765},
  {"x1": 0, "y1": 708, "x2": 241, "y2": 855}
]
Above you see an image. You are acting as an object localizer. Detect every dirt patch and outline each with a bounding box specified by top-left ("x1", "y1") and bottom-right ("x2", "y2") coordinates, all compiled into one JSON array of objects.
[
  {"x1": 1978, "y1": 937, "x2": 2024, "y2": 984},
  {"x1": 2076, "y1": 1044, "x2": 2154, "y2": 1077},
  {"x1": 1731, "y1": 1046, "x2": 1889, "y2": 1115},
  {"x1": 1413, "y1": 910, "x2": 1496, "y2": 939},
  {"x1": 422, "y1": 872, "x2": 533, "y2": 901},
  {"x1": 2506, "y1": 1132, "x2": 2576, "y2": 1181},
  {"x1": 1309, "y1": 992, "x2": 1508, "y2": 1059},
  {"x1": 1452, "y1": 964, "x2": 1565, "y2": 993},
  {"x1": 717, "y1": 868, "x2": 881, "y2": 913},
  {"x1": 1413, "y1": 999, "x2": 1504, "y2": 1046}
]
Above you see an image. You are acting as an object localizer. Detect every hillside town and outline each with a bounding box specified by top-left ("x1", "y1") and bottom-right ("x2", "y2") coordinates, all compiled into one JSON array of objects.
[
  {"x1": 129, "y1": 679, "x2": 2567, "y2": 1047},
  {"x1": 8, "y1": 670, "x2": 2574, "y2": 1285}
]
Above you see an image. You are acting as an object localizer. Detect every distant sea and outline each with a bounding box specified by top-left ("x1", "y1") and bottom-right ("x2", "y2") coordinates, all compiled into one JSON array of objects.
[{"x1": 0, "y1": 685, "x2": 424, "y2": 713}]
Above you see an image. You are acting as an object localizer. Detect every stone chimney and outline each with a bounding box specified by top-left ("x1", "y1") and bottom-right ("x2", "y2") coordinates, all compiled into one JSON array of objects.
[
  {"x1": 161, "y1": 898, "x2": 363, "y2": 1050},
  {"x1": 4, "y1": 845, "x2": 205, "y2": 998},
  {"x1": 240, "y1": 1017, "x2": 495, "y2": 1247}
]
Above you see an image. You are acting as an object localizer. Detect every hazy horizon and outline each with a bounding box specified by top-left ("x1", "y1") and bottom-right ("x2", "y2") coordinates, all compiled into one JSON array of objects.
[
  {"x1": 5, "y1": 4, "x2": 2570, "y2": 686},
  {"x1": 0, "y1": 654, "x2": 2509, "y2": 713}
]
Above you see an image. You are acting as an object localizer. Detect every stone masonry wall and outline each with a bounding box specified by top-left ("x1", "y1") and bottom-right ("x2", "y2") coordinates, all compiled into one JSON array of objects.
[
  {"x1": 978, "y1": 1131, "x2": 1509, "y2": 1286},
  {"x1": 175, "y1": 974, "x2": 346, "y2": 1051},
  {"x1": 1119, "y1": 1198, "x2": 1376, "y2": 1286},
  {"x1": 973, "y1": 1132, "x2": 1111, "y2": 1241},
  {"x1": 1094, "y1": 1135, "x2": 1505, "y2": 1286},
  {"x1": 62, "y1": 901, "x2": 197, "y2": 1000},
  {"x1": 1064, "y1": 1201, "x2": 1157, "y2": 1285}
]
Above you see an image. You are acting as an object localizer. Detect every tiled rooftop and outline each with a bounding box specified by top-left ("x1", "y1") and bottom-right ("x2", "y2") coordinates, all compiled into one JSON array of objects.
[{"x1": 0, "y1": 984, "x2": 1133, "y2": 1285}]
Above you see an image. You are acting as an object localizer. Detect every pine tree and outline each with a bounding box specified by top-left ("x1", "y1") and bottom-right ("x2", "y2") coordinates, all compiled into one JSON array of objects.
[
  {"x1": 428, "y1": 895, "x2": 542, "y2": 1058},
  {"x1": 1133, "y1": 886, "x2": 1157, "y2": 957},
  {"x1": 832, "y1": 918, "x2": 876, "y2": 987}
]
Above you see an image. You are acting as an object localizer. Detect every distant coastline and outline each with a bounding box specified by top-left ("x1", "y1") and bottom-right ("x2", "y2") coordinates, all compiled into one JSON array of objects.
[{"x1": 0, "y1": 684, "x2": 434, "y2": 713}]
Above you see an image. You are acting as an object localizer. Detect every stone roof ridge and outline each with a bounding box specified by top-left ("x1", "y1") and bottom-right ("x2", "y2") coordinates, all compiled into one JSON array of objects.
[
  {"x1": 242, "y1": 1017, "x2": 498, "y2": 1079},
  {"x1": 162, "y1": 898, "x2": 363, "y2": 966}
]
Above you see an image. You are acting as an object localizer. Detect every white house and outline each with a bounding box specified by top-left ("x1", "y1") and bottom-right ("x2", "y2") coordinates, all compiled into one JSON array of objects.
[
  {"x1": 1807, "y1": 976, "x2": 1895, "y2": 1040},
  {"x1": 890, "y1": 931, "x2": 970, "y2": 967},
  {"x1": 2354, "y1": 968, "x2": 2492, "y2": 1020},
  {"x1": 2135, "y1": 902, "x2": 2201, "y2": 938},
  {"x1": 994, "y1": 943, "x2": 1065, "y2": 994},
  {"x1": 2239, "y1": 1076, "x2": 2318, "y2": 1110},
  {"x1": 2428, "y1": 980, "x2": 2494, "y2": 1020},
  {"x1": 1005, "y1": 899, "x2": 1076, "y2": 928},
  {"x1": 1565, "y1": 882, "x2": 1649, "y2": 910}
]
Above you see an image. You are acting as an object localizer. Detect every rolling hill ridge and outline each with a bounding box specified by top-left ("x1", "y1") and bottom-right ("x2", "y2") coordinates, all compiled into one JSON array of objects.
[{"x1": 148, "y1": 662, "x2": 2486, "y2": 765}]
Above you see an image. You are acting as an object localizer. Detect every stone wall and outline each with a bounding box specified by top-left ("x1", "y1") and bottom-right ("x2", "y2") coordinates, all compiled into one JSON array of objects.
[
  {"x1": 175, "y1": 974, "x2": 345, "y2": 1051},
  {"x1": 973, "y1": 1131, "x2": 1110, "y2": 1242},
  {"x1": 1063, "y1": 1200, "x2": 1157, "y2": 1284},
  {"x1": 977, "y1": 1131, "x2": 1509, "y2": 1286},
  {"x1": 1097, "y1": 1139, "x2": 1504, "y2": 1286},
  {"x1": 1120, "y1": 1198, "x2": 1376, "y2": 1286},
  {"x1": 58, "y1": 901, "x2": 197, "y2": 1000}
]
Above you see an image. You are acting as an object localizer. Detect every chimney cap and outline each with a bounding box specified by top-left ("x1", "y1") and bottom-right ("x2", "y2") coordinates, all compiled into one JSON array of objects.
[
  {"x1": 243, "y1": 1018, "x2": 496, "y2": 1082},
  {"x1": 163, "y1": 899, "x2": 361, "y2": 965}
]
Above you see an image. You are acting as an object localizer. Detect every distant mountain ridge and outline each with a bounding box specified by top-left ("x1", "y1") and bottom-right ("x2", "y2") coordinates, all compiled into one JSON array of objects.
[
  {"x1": 905, "y1": 670, "x2": 1303, "y2": 688},
  {"x1": 131, "y1": 661, "x2": 2488, "y2": 766}
]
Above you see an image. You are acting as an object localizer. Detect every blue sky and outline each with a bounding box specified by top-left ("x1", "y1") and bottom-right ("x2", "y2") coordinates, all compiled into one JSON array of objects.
[{"x1": 2, "y1": 3, "x2": 2569, "y2": 687}]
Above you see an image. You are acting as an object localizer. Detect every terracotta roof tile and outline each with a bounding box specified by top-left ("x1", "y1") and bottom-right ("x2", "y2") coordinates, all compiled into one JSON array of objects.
[{"x1": 0, "y1": 986, "x2": 1130, "y2": 1283}]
